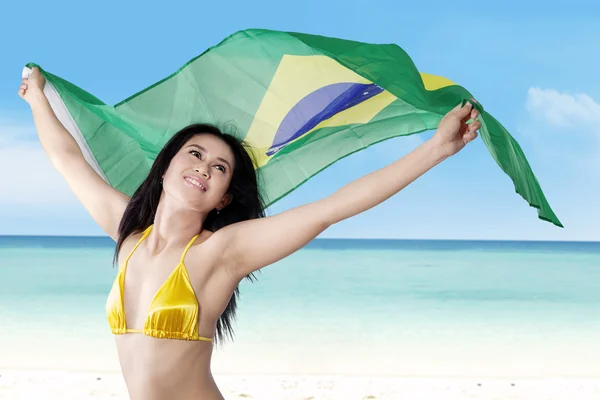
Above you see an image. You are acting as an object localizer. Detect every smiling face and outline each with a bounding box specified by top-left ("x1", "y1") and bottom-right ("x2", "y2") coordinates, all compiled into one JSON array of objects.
[{"x1": 162, "y1": 133, "x2": 236, "y2": 212}]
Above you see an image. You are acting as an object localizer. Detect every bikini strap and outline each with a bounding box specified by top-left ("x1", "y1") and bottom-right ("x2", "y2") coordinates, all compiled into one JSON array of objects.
[
  {"x1": 124, "y1": 224, "x2": 154, "y2": 263},
  {"x1": 180, "y1": 231, "x2": 201, "y2": 264}
]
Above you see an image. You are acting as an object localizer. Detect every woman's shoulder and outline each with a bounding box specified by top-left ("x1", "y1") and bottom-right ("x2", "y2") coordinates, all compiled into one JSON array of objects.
[
  {"x1": 184, "y1": 228, "x2": 233, "y2": 272},
  {"x1": 113, "y1": 228, "x2": 149, "y2": 268}
]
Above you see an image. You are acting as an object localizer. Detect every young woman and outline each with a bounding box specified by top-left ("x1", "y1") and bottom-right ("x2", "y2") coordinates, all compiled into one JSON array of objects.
[{"x1": 19, "y1": 67, "x2": 480, "y2": 400}]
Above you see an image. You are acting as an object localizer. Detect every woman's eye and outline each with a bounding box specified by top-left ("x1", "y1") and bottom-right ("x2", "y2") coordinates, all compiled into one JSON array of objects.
[{"x1": 190, "y1": 150, "x2": 201, "y2": 159}]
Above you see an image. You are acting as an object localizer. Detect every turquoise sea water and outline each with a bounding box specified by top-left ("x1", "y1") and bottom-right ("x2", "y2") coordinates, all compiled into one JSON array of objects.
[{"x1": 1, "y1": 236, "x2": 599, "y2": 378}]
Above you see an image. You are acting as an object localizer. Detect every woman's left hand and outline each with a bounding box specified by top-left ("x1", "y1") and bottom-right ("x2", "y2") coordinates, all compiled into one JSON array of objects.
[{"x1": 432, "y1": 99, "x2": 481, "y2": 158}]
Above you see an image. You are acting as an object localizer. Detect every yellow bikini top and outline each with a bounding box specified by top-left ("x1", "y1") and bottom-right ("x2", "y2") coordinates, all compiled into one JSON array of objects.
[{"x1": 105, "y1": 224, "x2": 213, "y2": 342}]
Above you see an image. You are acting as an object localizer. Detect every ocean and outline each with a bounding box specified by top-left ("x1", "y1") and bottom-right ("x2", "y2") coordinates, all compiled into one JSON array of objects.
[{"x1": 1, "y1": 236, "x2": 599, "y2": 378}]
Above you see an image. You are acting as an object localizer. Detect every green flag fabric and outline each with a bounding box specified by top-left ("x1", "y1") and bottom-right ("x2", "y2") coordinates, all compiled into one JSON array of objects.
[{"x1": 24, "y1": 28, "x2": 562, "y2": 227}]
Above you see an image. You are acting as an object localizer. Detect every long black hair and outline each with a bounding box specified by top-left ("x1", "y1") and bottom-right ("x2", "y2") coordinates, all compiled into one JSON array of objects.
[{"x1": 113, "y1": 123, "x2": 266, "y2": 344}]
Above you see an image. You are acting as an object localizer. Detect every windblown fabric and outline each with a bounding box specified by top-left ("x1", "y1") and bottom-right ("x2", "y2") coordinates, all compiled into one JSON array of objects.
[{"x1": 24, "y1": 28, "x2": 562, "y2": 227}]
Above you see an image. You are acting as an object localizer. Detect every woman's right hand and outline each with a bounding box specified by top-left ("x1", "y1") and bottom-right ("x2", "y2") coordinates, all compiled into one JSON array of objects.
[{"x1": 18, "y1": 67, "x2": 47, "y2": 105}]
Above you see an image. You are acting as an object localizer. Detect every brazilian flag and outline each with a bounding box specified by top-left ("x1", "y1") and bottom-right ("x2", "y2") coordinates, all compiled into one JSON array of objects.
[{"x1": 24, "y1": 28, "x2": 562, "y2": 227}]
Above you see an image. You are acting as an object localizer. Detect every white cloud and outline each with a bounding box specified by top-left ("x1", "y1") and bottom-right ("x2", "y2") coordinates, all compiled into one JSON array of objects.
[
  {"x1": 525, "y1": 87, "x2": 600, "y2": 132},
  {"x1": 0, "y1": 121, "x2": 78, "y2": 205},
  {"x1": 0, "y1": 118, "x2": 38, "y2": 145},
  {"x1": 521, "y1": 88, "x2": 600, "y2": 169}
]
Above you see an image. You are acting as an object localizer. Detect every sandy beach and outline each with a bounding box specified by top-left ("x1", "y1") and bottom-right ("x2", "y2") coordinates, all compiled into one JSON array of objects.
[{"x1": 1, "y1": 370, "x2": 600, "y2": 400}]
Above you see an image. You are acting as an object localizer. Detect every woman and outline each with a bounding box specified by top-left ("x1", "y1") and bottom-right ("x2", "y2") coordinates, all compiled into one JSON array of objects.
[{"x1": 18, "y1": 67, "x2": 480, "y2": 400}]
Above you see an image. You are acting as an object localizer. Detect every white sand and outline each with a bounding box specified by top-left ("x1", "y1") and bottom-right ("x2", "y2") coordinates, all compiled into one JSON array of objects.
[{"x1": 1, "y1": 370, "x2": 600, "y2": 400}]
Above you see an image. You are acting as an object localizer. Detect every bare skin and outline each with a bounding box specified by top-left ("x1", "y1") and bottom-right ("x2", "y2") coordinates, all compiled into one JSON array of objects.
[{"x1": 19, "y1": 67, "x2": 480, "y2": 399}]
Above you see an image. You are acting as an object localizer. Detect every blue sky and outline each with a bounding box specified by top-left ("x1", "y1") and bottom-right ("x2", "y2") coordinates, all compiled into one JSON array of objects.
[{"x1": 0, "y1": 0, "x2": 598, "y2": 241}]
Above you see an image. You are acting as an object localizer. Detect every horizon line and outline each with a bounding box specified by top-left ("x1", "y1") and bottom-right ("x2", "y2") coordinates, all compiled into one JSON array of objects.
[{"x1": 0, "y1": 234, "x2": 598, "y2": 244}]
